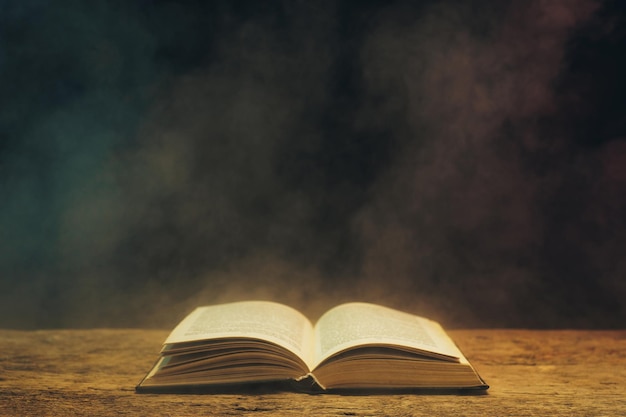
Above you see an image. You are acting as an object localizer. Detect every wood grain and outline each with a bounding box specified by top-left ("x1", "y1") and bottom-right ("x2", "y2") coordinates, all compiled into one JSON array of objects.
[{"x1": 1, "y1": 329, "x2": 625, "y2": 416}]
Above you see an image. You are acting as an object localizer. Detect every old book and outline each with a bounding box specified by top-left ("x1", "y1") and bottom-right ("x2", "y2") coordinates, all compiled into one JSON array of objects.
[{"x1": 136, "y1": 301, "x2": 488, "y2": 393}]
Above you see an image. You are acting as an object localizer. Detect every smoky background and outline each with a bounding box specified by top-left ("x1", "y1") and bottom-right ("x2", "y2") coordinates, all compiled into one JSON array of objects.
[{"x1": 1, "y1": 0, "x2": 624, "y2": 329}]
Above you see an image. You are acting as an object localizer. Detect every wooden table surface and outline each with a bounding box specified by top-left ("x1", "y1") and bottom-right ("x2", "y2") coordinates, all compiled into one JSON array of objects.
[{"x1": 1, "y1": 328, "x2": 624, "y2": 416}]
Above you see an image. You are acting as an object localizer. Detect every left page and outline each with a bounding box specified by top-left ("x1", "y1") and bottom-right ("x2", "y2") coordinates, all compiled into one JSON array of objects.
[{"x1": 165, "y1": 301, "x2": 315, "y2": 369}]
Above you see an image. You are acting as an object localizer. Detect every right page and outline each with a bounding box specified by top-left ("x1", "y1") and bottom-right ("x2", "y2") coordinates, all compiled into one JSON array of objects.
[{"x1": 312, "y1": 302, "x2": 464, "y2": 368}]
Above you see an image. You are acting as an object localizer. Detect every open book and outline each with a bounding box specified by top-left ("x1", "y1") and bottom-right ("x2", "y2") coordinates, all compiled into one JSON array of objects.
[{"x1": 136, "y1": 301, "x2": 488, "y2": 393}]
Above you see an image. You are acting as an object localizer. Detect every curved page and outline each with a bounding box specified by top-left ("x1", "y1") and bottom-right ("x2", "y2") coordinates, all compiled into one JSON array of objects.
[
  {"x1": 166, "y1": 301, "x2": 315, "y2": 369},
  {"x1": 313, "y1": 302, "x2": 462, "y2": 368}
]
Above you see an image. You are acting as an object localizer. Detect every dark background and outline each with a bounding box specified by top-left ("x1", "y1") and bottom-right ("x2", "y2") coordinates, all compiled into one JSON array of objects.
[{"x1": 1, "y1": 0, "x2": 624, "y2": 329}]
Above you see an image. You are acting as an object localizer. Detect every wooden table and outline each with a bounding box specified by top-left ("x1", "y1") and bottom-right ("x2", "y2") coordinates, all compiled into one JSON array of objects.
[{"x1": 1, "y1": 329, "x2": 624, "y2": 416}]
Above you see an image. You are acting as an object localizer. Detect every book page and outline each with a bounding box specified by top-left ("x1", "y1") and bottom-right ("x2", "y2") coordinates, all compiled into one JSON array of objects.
[
  {"x1": 313, "y1": 303, "x2": 463, "y2": 367},
  {"x1": 165, "y1": 301, "x2": 315, "y2": 369}
]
